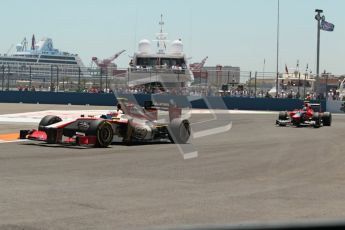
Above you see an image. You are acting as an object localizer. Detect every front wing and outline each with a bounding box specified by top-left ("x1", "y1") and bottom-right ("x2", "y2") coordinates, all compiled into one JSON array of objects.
[
  {"x1": 275, "y1": 119, "x2": 319, "y2": 127},
  {"x1": 20, "y1": 128, "x2": 99, "y2": 146}
]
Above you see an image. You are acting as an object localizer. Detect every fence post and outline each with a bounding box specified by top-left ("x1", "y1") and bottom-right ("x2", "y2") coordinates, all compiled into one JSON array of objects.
[
  {"x1": 303, "y1": 73, "x2": 306, "y2": 99},
  {"x1": 297, "y1": 72, "x2": 301, "y2": 98},
  {"x1": 50, "y1": 65, "x2": 53, "y2": 92},
  {"x1": 325, "y1": 73, "x2": 329, "y2": 98},
  {"x1": 254, "y1": 71, "x2": 257, "y2": 98},
  {"x1": 127, "y1": 68, "x2": 130, "y2": 86},
  {"x1": 149, "y1": 70, "x2": 152, "y2": 92},
  {"x1": 1, "y1": 65, "x2": 4, "y2": 91},
  {"x1": 248, "y1": 71, "x2": 252, "y2": 97},
  {"x1": 56, "y1": 66, "x2": 59, "y2": 92},
  {"x1": 29, "y1": 66, "x2": 32, "y2": 89},
  {"x1": 100, "y1": 68, "x2": 103, "y2": 91},
  {"x1": 78, "y1": 67, "x2": 81, "y2": 92},
  {"x1": 105, "y1": 69, "x2": 108, "y2": 93},
  {"x1": 206, "y1": 70, "x2": 208, "y2": 95},
  {"x1": 7, "y1": 64, "x2": 10, "y2": 91}
]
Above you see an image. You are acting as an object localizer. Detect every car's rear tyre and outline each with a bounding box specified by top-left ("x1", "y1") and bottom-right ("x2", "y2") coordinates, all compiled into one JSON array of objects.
[
  {"x1": 322, "y1": 112, "x2": 332, "y2": 126},
  {"x1": 87, "y1": 120, "x2": 114, "y2": 147},
  {"x1": 168, "y1": 118, "x2": 191, "y2": 144},
  {"x1": 278, "y1": 111, "x2": 288, "y2": 120},
  {"x1": 38, "y1": 115, "x2": 62, "y2": 130},
  {"x1": 313, "y1": 112, "x2": 321, "y2": 128}
]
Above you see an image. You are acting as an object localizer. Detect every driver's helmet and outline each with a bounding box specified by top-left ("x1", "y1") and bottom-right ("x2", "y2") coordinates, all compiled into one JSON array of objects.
[
  {"x1": 302, "y1": 101, "x2": 310, "y2": 111},
  {"x1": 117, "y1": 103, "x2": 124, "y2": 114}
]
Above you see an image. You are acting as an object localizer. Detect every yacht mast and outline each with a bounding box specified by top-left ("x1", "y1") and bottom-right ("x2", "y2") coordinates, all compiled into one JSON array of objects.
[{"x1": 155, "y1": 14, "x2": 168, "y2": 54}]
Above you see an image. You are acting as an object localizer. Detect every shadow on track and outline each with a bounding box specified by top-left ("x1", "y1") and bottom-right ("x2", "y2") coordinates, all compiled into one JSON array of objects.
[{"x1": 20, "y1": 140, "x2": 172, "y2": 149}]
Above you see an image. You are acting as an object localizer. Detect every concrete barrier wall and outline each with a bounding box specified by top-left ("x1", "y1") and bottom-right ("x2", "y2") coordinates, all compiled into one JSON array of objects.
[
  {"x1": 326, "y1": 100, "x2": 345, "y2": 113},
  {"x1": 0, "y1": 91, "x2": 115, "y2": 106},
  {"x1": 0, "y1": 91, "x2": 327, "y2": 111}
]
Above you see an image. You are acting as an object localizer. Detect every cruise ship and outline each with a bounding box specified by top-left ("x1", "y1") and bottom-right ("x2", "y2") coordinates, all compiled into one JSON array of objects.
[
  {"x1": 0, "y1": 35, "x2": 87, "y2": 82},
  {"x1": 127, "y1": 15, "x2": 194, "y2": 89}
]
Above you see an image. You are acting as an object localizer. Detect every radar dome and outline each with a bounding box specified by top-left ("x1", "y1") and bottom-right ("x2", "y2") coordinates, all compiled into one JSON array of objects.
[
  {"x1": 138, "y1": 39, "x2": 151, "y2": 54},
  {"x1": 170, "y1": 39, "x2": 183, "y2": 54},
  {"x1": 16, "y1": 44, "x2": 23, "y2": 52}
]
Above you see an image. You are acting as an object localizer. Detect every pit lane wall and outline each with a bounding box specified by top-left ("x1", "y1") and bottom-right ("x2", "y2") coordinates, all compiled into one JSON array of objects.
[{"x1": 0, "y1": 91, "x2": 327, "y2": 112}]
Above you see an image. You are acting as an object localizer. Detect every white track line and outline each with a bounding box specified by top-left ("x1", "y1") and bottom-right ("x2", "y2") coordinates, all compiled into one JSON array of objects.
[{"x1": 0, "y1": 139, "x2": 28, "y2": 144}]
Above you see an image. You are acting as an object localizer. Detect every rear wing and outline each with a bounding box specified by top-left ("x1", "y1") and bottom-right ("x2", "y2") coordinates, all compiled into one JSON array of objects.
[
  {"x1": 144, "y1": 100, "x2": 182, "y2": 121},
  {"x1": 309, "y1": 103, "x2": 321, "y2": 112}
]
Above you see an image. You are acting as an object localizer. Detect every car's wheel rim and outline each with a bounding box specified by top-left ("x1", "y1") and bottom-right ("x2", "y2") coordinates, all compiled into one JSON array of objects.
[
  {"x1": 100, "y1": 126, "x2": 112, "y2": 142},
  {"x1": 180, "y1": 121, "x2": 190, "y2": 141}
]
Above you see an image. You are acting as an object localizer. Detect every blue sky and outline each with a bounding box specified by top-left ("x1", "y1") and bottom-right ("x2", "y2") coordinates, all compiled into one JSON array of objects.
[{"x1": 1, "y1": 0, "x2": 344, "y2": 74}]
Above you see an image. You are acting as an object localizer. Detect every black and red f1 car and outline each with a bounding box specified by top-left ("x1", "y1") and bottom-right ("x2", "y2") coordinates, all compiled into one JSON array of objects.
[
  {"x1": 275, "y1": 102, "x2": 332, "y2": 128},
  {"x1": 19, "y1": 101, "x2": 191, "y2": 147}
]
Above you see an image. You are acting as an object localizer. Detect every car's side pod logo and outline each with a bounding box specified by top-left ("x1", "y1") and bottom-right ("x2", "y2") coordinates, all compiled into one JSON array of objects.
[{"x1": 78, "y1": 121, "x2": 90, "y2": 131}]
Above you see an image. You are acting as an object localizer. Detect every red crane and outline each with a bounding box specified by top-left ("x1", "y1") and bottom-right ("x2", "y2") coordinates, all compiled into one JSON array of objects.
[
  {"x1": 189, "y1": 56, "x2": 208, "y2": 71},
  {"x1": 92, "y1": 49, "x2": 126, "y2": 68}
]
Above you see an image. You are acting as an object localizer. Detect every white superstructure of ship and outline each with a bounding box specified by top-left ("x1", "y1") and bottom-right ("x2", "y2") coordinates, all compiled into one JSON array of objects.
[
  {"x1": 0, "y1": 35, "x2": 87, "y2": 80},
  {"x1": 127, "y1": 15, "x2": 194, "y2": 89},
  {"x1": 269, "y1": 69, "x2": 315, "y2": 98}
]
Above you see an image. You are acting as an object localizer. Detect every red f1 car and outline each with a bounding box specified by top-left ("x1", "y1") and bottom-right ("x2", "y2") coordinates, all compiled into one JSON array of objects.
[
  {"x1": 276, "y1": 102, "x2": 332, "y2": 128},
  {"x1": 19, "y1": 100, "x2": 191, "y2": 147}
]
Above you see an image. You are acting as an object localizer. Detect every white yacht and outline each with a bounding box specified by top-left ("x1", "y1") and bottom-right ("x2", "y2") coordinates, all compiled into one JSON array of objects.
[
  {"x1": 127, "y1": 15, "x2": 194, "y2": 89},
  {"x1": 336, "y1": 78, "x2": 345, "y2": 100}
]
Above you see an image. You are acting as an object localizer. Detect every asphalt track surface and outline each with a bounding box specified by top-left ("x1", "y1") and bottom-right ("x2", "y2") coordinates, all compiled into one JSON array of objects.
[{"x1": 1, "y1": 103, "x2": 345, "y2": 230}]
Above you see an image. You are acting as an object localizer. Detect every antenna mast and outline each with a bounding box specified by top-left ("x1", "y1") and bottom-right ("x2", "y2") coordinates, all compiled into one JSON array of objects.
[
  {"x1": 154, "y1": 14, "x2": 168, "y2": 54},
  {"x1": 159, "y1": 14, "x2": 164, "y2": 33}
]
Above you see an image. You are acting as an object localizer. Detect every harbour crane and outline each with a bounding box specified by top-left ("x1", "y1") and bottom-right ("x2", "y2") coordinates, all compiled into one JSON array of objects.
[{"x1": 92, "y1": 49, "x2": 126, "y2": 68}]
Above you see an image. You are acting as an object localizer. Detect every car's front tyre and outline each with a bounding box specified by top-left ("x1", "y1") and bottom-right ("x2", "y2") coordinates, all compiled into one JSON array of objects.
[
  {"x1": 87, "y1": 120, "x2": 114, "y2": 147},
  {"x1": 38, "y1": 115, "x2": 62, "y2": 144}
]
